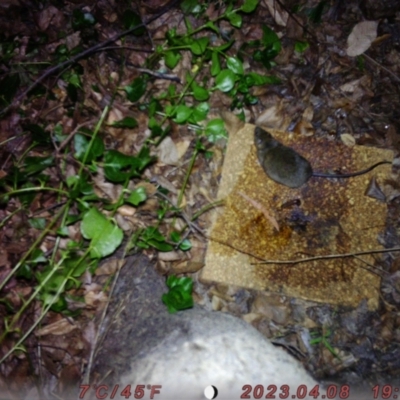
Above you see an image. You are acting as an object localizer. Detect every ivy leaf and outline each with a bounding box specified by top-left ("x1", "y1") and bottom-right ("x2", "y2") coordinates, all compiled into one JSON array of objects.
[
  {"x1": 81, "y1": 208, "x2": 123, "y2": 258},
  {"x1": 111, "y1": 117, "x2": 138, "y2": 128},
  {"x1": 190, "y1": 37, "x2": 209, "y2": 55},
  {"x1": 74, "y1": 133, "x2": 104, "y2": 163},
  {"x1": 162, "y1": 275, "x2": 194, "y2": 313},
  {"x1": 227, "y1": 56, "x2": 244, "y2": 75},
  {"x1": 181, "y1": 0, "x2": 202, "y2": 14},
  {"x1": 226, "y1": 11, "x2": 242, "y2": 28},
  {"x1": 215, "y1": 69, "x2": 236, "y2": 92},
  {"x1": 124, "y1": 76, "x2": 147, "y2": 102},
  {"x1": 191, "y1": 102, "x2": 209, "y2": 123},
  {"x1": 247, "y1": 72, "x2": 281, "y2": 85},
  {"x1": 123, "y1": 10, "x2": 145, "y2": 35},
  {"x1": 205, "y1": 119, "x2": 227, "y2": 143},
  {"x1": 191, "y1": 81, "x2": 209, "y2": 101},
  {"x1": 103, "y1": 150, "x2": 142, "y2": 182},
  {"x1": 295, "y1": 41, "x2": 310, "y2": 53},
  {"x1": 126, "y1": 186, "x2": 147, "y2": 206},
  {"x1": 173, "y1": 105, "x2": 193, "y2": 124},
  {"x1": 165, "y1": 50, "x2": 182, "y2": 69},
  {"x1": 241, "y1": 0, "x2": 259, "y2": 13},
  {"x1": 211, "y1": 52, "x2": 221, "y2": 76}
]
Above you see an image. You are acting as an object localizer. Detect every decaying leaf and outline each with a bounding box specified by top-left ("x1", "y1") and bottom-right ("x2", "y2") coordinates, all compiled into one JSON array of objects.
[{"x1": 346, "y1": 21, "x2": 378, "y2": 57}]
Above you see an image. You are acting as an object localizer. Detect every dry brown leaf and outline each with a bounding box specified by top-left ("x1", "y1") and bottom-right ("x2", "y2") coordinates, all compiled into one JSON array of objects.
[
  {"x1": 340, "y1": 133, "x2": 356, "y2": 147},
  {"x1": 158, "y1": 251, "x2": 182, "y2": 261},
  {"x1": 157, "y1": 136, "x2": 179, "y2": 165},
  {"x1": 255, "y1": 101, "x2": 291, "y2": 131},
  {"x1": 95, "y1": 259, "x2": 125, "y2": 276},
  {"x1": 117, "y1": 205, "x2": 137, "y2": 217},
  {"x1": 35, "y1": 318, "x2": 78, "y2": 337},
  {"x1": 37, "y1": 6, "x2": 63, "y2": 31},
  {"x1": 346, "y1": 21, "x2": 378, "y2": 57},
  {"x1": 84, "y1": 290, "x2": 108, "y2": 308},
  {"x1": 293, "y1": 119, "x2": 314, "y2": 136},
  {"x1": 264, "y1": 0, "x2": 288, "y2": 26}
]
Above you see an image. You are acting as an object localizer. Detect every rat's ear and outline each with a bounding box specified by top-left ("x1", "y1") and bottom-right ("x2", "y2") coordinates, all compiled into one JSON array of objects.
[{"x1": 220, "y1": 111, "x2": 245, "y2": 135}]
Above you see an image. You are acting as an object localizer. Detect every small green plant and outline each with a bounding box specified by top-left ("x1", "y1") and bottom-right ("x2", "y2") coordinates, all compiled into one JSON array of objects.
[
  {"x1": 162, "y1": 275, "x2": 194, "y2": 313},
  {"x1": 310, "y1": 327, "x2": 340, "y2": 359}
]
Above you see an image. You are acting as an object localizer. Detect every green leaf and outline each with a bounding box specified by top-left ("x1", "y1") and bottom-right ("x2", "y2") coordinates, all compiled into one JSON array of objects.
[
  {"x1": 162, "y1": 275, "x2": 194, "y2": 313},
  {"x1": 74, "y1": 133, "x2": 104, "y2": 163},
  {"x1": 191, "y1": 102, "x2": 209, "y2": 123},
  {"x1": 111, "y1": 117, "x2": 138, "y2": 128},
  {"x1": 67, "y1": 72, "x2": 82, "y2": 88},
  {"x1": 255, "y1": 26, "x2": 281, "y2": 69},
  {"x1": 148, "y1": 240, "x2": 173, "y2": 251},
  {"x1": 226, "y1": 11, "x2": 242, "y2": 28},
  {"x1": 170, "y1": 231, "x2": 181, "y2": 243},
  {"x1": 227, "y1": 56, "x2": 244, "y2": 75},
  {"x1": 123, "y1": 10, "x2": 145, "y2": 35},
  {"x1": 205, "y1": 119, "x2": 227, "y2": 143},
  {"x1": 241, "y1": 0, "x2": 259, "y2": 13},
  {"x1": 81, "y1": 208, "x2": 123, "y2": 258},
  {"x1": 190, "y1": 37, "x2": 209, "y2": 55},
  {"x1": 31, "y1": 249, "x2": 47, "y2": 264},
  {"x1": 181, "y1": 0, "x2": 202, "y2": 14},
  {"x1": 124, "y1": 76, "x2": 147, "y2": 102},
  {"x1": 139, "y1": 226, "x2": 173, "y2": 251},
  {"x1": 72, "y1": 9, "x2": 95, "y2": 30},
  {"x1": 211, "y1": 52, "x2": 221, "y2": 76},
  {"x1": 308, "y1": 0, "x2": 327, "y2": 23},
  {"x1": 24, "y1": 124, "x2": 51, "y2": 145},
  {"x1": 165, "y1": 50, "x2": 182, "y2": 69},
  {"x1": 29, "y1": 218, "x2": 46, "y2": 230},
  {"x1": 247, "y1": 72, "x2": 281, "y2": 85},
  {"x1": 295, "y1": 41, "x2": 310, "y2": 53},
  {"x1": 191, "y1": 81, "x2": 209, "y2": 101},
  {"x1": 23, "y1": 156, "x2": 54, "y2": 175},
  {"x1": 126, "y1": 186, "x2": 147, "y2": 206},
  {"x1": 215, "y1": 69, "x2": 236, "y2": 92},
  {"x1": 205, "y1": 21, "x2": 219, "y2": 34},
  {"x1": 179, "y1": 239, "x2": 192, "y2": 251},
  {"x1": 173, "y1": 105, "x2": 193, "y2": 124},
  {"x1": 17, "y1": 264, "x2": 32, "y2": 280},
  {"x1": 103, "y1": 150, "x2": 142, "y2": 182}
]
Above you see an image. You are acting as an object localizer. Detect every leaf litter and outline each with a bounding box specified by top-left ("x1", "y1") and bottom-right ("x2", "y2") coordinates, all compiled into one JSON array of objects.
[{"x1": 1, "y1": 0, "x2": 400, "y2": 397}]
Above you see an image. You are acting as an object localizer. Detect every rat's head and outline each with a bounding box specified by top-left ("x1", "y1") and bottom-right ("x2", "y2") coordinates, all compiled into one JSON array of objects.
[{"x1": 254, "y1": 127, "x2": 277, "y2": 152}]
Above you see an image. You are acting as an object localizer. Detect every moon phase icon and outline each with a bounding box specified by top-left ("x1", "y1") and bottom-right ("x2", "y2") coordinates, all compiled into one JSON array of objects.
[{"x1": 204, "y1": 385, "x2": 218, "y2": 399}]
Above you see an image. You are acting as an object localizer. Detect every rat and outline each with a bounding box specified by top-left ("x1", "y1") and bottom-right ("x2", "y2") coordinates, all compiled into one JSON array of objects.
[{"x1": 254, "y1": 126, "x2": 391, "y2": 188}]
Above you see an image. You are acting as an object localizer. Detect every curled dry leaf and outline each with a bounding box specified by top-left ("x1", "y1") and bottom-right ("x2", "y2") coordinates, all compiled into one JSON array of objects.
[
  {"x1": 264, "y1": 0, "x2": 288, "y2": 27},
  {"x1": 255, "y1": 101, "x2": 291, "y2": 131},
  {"x1": 157, "y1": 136, "x2": 179, "y2": 165},
  {"x1": 95, "y1": 259, "x2": 125, "y2": 276},
  {"x1": 84, "y1": 290, "x2": 108, "y2": 309},
  {"x1": 117, "y1": 205, "x2": 137, "y2": 217},
  {"x1": 35, "y1": 318, "x2": 78, "y2": 337},
  {"x1": 158, "y1": 251, "x2": 182, "y2": 262},
  {"x1": 340, "y1": 133, "x2": 356, "y2": 147},
  {"x1": 346, "y1": 21, "x2": 378, "y2": 57}
]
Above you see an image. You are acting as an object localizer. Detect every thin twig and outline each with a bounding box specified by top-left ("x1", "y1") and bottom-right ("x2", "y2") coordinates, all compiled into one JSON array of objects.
[
  {"x1": 207, "y1": 235, "x2": 400, "y2": 266},
  {"x1": 363, "y1": 53, "x2": 400, "y2": 83},
  {"x1": 251, "y1": 247, "x2": 400, "y2": 265}
]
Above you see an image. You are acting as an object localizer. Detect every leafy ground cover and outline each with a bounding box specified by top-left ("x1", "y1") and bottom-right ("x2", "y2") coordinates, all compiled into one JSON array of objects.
[{"x1": 1, "y1": 0, "x2": 400, "y2": 397}]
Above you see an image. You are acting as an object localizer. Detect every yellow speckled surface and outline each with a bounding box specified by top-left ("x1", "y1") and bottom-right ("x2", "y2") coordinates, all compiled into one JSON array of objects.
[{"x1": 201, "y1": 121, "x2": 393, "y2": 309}]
